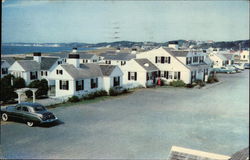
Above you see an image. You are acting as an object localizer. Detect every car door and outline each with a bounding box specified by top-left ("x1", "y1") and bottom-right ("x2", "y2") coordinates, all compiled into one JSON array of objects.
[
  {"x1": 10, "y1": 105, "x2": 23, "y2": 120},
  {"x1": 21, "y1": 106, "x2": 32, "y2": 122}
]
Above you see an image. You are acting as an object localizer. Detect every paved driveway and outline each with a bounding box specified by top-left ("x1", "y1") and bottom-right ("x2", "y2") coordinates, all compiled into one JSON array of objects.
[{"x1": 1, "y1": 71, "x2": 249, "y2": 159}]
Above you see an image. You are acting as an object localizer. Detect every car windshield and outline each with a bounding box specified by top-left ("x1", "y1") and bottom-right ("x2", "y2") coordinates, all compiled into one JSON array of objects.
[{"x1": 34, "y1": 106, "x2": 46, "y2": 112}]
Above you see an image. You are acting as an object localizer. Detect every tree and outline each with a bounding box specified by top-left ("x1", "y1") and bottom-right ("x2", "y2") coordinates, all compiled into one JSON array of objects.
[
  {"x1": 13, "y1": 77, "x2": 26, "y2": 89},
  {"x1": 25, "y1": 79, "x2": 49, "y2": 98},
  {"x1": 0, "y1": 75, "x2": 17, "y2": 102}
]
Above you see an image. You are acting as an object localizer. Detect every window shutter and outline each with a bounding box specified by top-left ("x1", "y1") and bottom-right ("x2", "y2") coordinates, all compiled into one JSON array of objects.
[
  {"x1": 118, "y1": 76, "x2": 120, "y2": 85},
  {"x1": 168, "y1": 57, "x2": 171, "y2": 64},
  {"x1": 45, "y1": 71, "x2": 47, "y2": 76},
  {"x1": 161, "y1": 57, "x2": 165, "y2": 63},
  {"x1": 96, "y1": 78, "x2": 98, "y2": 88},
  {"x1": 76, "y1": 81, "x2": 78, "y2": 91},
  {"x1": 66, "y1": 81, "x2": 69, "y2": 90},
  {"x1": 134, "y1": 72, "x2": 137, "y2": 81},
  {"x1": 56, "y1": 70, "x2": 58, "y2": 74},
  {"x1": 128, "y1": 72, "x2": 131, "y2": 80},
  {"x1": 155, "y1": 57, "x2": 157, "y2": 63},
  {"x1": 30, "y1": 72, "x2": 32, "y2": 79},
  {"x1": 35, "y1": 71, "x2": 38, "y2": 78},
  {"x1": 164, "y1": 71, "x2": 167, "y2": 78},
  {"x1": 166, "y1": 71, "x2": 169, "y2": 79},
  {"x1": 178, "y1": 72, "x2": 181, "y2": 80},
  {"x1": 41, "y1": 71, "x2": 43, "y2": 76},
  {"x1": 158, "y1": 71, "x2": 161, "y2": 77},
  {"x1": 59, "y1": 80, "x2": 62, "y2": 89},
  {"x1": 82, "y1": 80, "x2": 84, "y2": 90}
]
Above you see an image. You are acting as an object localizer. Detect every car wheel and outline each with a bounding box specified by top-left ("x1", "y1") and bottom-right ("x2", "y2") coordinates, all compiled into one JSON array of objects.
[
  {"x1": 2, "y1": 113, "x2": 8, "y2": 121},
  {"x1": 27, "y1": 121, "x2": 34, "y2": 127}
]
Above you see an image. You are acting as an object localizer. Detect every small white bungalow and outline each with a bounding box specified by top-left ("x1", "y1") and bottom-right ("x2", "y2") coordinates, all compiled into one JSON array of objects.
[
  {"x1": 1, "y1": 57, "x2": 15, "y2": 78},
  {"x1": 222, "y1": 53, "x2": 234, "y2": 65},
  {"x1": 121, "y1": 58, "x2": 159, "y2": 88},
  {"x1": 8, "y1": 52, "x2": 64, "y2": 85},
  {"x1": 49, "y1": 63, "x2": 103, "y2": 98},
  {"x1": 1, "y1": 60, "x2": 11, "y2": 78},
  {"x1": 49, "y1": 50, "x2": 124, "y2": 98},
  {"x1": 99, "y1": 65, "x2": 123, "y2": 92},
  {"x1": 208, "y1": 51, "x2": 227, "y2": 68},
  {"x1": 9, "y1": 60, "x2": 41, "y2": 85}
]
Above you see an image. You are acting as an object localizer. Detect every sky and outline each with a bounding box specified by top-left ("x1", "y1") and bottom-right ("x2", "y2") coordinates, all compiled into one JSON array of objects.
[{"x1": 2, "y1": 0, "x2": 249, "y2": 43}]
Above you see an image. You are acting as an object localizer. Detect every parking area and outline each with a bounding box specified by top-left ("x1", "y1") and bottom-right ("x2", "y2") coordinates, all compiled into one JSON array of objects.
[{"x1": 0, "y1": 70, "x2": 249, "y2": 159}]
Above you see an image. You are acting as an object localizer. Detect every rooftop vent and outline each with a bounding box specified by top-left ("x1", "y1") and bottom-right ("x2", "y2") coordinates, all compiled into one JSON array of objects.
[{"x1": 144, "y1": 63, "x2": 149, "y2": 67}]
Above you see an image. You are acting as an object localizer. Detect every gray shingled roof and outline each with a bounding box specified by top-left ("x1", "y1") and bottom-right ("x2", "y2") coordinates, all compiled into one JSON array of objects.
[
  {"x1": 1, "y1": 57, "x2": 15, "y2": 65},
  {"x1": 223, "y1": 53, "x2": 234, "y2": 60},
  {"x1": 230, "y1": 147, "x2": 249, "y2": 160},
  {"x1": 60, "y1": 63, "x2": 103, "y2": 79},
  {"x1": 134, "y1": 58, "x2": 159, "y2": 71},
  {"x1": 170, "y1": 50, "x2": 189, "y2": 57},
  {"x1": 40, "y1": 57, "x2": 58, "y2": 70},
  {"x1": 99, "y1": 65, "x2": 116, "y2": 76},
  {"x1": 17, "y1": 60, "x2": 40, "y2": 71},
  {"x1": 21, "y1": 56, "x2": 59, "y2": 70},
  {"x1": 100, "y1": 52, "x2": 136, "y2": 60}
]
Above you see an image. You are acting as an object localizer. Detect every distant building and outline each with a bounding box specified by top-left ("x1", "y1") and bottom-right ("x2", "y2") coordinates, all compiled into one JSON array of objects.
[{"x1": 167, "y1": 146, "x2": 230, "y2": 160}]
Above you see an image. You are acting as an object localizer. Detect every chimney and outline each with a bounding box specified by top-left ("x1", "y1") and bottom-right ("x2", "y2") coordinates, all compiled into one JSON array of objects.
[
  {"x1": 168, "y1": 41, "x2": 179, "y2": 50},
  {"x1": 33, "y1": 52, "x2": 42, "y2": 63},
  {"x1": 131, "y1": 48, "x2": 137, "y2": 54},
  {"x1": 67, "y1": 48, "x2": 80, "y2": 68}
]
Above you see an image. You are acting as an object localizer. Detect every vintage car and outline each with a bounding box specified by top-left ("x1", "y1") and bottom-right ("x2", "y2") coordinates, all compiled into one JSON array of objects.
[
  {"x1": 1, "y1": 102, "x2": 58, "y2": 127},
  {"x1": 213, "y1": 67, "x2": 236, "y2": 74}
]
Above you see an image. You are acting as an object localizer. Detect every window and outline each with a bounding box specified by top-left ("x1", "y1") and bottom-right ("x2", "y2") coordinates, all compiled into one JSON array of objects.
[
  {"x1": 91, "y1": 78, "x2": 98, "y2": 89},
  {"x1": 16, "y1": 105, "x2": 21, "y2": 111},
  {"x1": 174, "y1": 72, "x2": 178, "y2": 79},
  {"x1": 113, "y1": 77, "x2": 120, "y2": 87},
  {"x1": 105, "y1": 60, "x2": 111, "y2": 64},
  {"x1": 93, "y1": 59, "x2": 97, "y2": 63},
  {"x1": 128, "y1": 72, "x2": 137, "y2": 81},
  {"x1": 177, "y1": 72, "x2": 181, "y2": 80},
  {"x1": 121, "y1": 61, "x2": 126, "y2": 66},
  {"x1": 76, "y1": 80, "x2": 84, "y2": 91},
  {"x1": 1, "y1": 68, "x2": 8, "y2": 74},
  {"x1": 56, "y1": 69, "x2": 63, "y2": 75},
  {"x1": 58, "y1": 61, "x2": 62, "y2": 65},
  {"x1": 22, "y1": 107, "x2": 29, "y2": 112},
  {"x1": 59, "y1": 80, "x2": 69, "y2": 90},
  {"x1": 45, "y1": 71, "x2": 48, "y2": 76},
  {"x1": 155, "y1": 56, "x2": 161, "y2": 63},
  {"x1": 30, "y1": 71, "x2": 38, "y2": 80},
  {"x1": 168, "y1": 71, "x2": 173, "y2": 79}
]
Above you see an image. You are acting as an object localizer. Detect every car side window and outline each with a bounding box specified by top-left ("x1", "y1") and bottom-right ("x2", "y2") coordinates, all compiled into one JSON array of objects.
[
  {"x1": 22, "y1": 107, "x2": 29, "y2": 112},
  {"x1": 16, "y1": 105, "x2": 21, "y2": 111}
]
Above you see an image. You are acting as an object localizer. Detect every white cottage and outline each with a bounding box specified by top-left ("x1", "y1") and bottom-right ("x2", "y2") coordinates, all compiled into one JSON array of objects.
[
  {"x1": 99, "y1": 65, "x2": 123, "y2": 92},
  {"x1": 8, "y1": 52, "x2": 63, "y2": 85},
  {"x1": 1, "y1": 57, "x2": 15, "y2": 78},
  {"x1": 136, "y1": 46, "x2": 211, "y2": 84},
  {"x1": 121, "y1": 58, "x2": 159, "y2": 88}
]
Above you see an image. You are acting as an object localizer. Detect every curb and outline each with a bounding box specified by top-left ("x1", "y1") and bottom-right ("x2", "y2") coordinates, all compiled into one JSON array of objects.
[{"x1": 202, "y1": 81, "x2": 224, "y2": 89}]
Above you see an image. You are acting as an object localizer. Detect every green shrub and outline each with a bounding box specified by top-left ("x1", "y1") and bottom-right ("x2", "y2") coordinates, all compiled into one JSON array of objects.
[
  {"x1": 68, "y1": 96, "x2": 80, "y2": 103},
  {"x1": 169, "y1": 80, "x2": 186, "y2": 87},
  {"x1": 195, "y1": 79, "x2": 206, "y2": 87},
  {"x1": 207, "y1": 75, "x2": 219, "y2": 83},
  {"x1": 13, "y1": 77, "x2": 26, "y2": 89},
  {"x1": 83, "y1": 93, "x2": 96, "y2": 100},
  {"x1": 25, "y1": 79, "x2": 49, "y2": 98},
  {"x1": 186, "y1": 83, "x2": 195, "y2": 88},
  {"x1": 0, "y1": 75, "x2": 17, "y2": 102},
  {"x1": 94, "y1": 90, "x2": 108, "y2": 97},
  {"x1": 109, "y1": 88, "x2": 119, "y2": 96}
]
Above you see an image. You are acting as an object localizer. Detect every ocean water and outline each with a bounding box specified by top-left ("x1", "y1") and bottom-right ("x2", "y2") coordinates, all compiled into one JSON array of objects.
[{"x1": 1, "y1": 45, "x2": 96, "y2": 55}]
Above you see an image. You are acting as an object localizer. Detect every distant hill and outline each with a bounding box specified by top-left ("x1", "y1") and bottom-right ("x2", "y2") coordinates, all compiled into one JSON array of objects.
[
  {"x1": 3, "y1": 39, "x2": 249, "y2": 50},
  {"x1": 197, "y1": 40, "x2": 249, "y2": 50}
]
